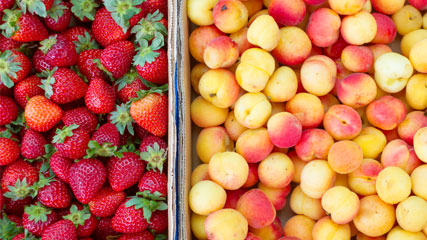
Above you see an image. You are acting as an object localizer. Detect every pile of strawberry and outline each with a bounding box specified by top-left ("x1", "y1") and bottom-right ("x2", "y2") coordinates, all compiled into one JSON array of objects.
[{"x1": 0, "y1": 0, "x2": 169, "y2": 239}]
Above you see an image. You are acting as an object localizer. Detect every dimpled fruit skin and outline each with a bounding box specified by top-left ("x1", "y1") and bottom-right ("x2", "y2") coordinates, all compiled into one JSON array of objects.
[{"x1": 25, "y1": 96, "x2": 63, "y2": 132}]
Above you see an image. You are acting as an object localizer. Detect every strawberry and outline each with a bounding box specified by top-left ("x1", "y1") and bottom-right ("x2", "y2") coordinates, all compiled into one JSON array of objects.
[
  {"x1": 13, "y1": 75, "x2": 44, "y2": 109},
  {"x1": 92, "y1": 217, "x2": 119, "y2": 240},
  {"x1": 86, "y1": 123, "x2": 120, "y2": 158},
  {"x1": 68, "y1": 158, "x2": 107, "y2": 204},
  {"x1": 110, "y1": 103, "x2": 135, "y2": 136},
  {"x1": 0, "y1": 188, "x2": 3, "y2": 212},
  {"x1": 0, "y1": 214, "x2": 24, "y2": 240},
  {"x1": 63, "y1": 204, "x2": 98, "y2": 237},
  {"x1": 135, "y1": 125, "x2": 151, "y2": 140},
  {"x1": 131, "y1": 10, "x2": 167, "y2": 45},
  {"x1": 12, "y1": 232, "x2": 39, "y2": 240},
  {"x1": 129, "y1": 3, "x2": 149, "y2": 27},
  {"x1": 134, "y1": 40, "x2": 168, "y2": 85},
  {"x1": 41, "y1": 219, "x2": 77, "y2": 240},
  {"x1": 107, "y1": 152, "x2": 145, "y2": 192},
  {"x1": 70, "y1": 0, "x2": 100, "y2": 22},
  {"x1": 88, "y1": 187, "x2": 125, "y2": 217},
  {"x1": 2, "y1": 160, "x2": 38, "y2": 200},
  {"x1": 0, "y1": 0, "x2": 14, "y2": 12},
  {"x1": 0, "y1": 10, "x2": 48, "y2": 42},
  {"x1": 62, "y1": 107, "x2": 98, "y2": 134},
  {"x1": 50, "y1": 152, "x2": 72, "y2": 184},
  {"x1": 118, "y1": 231, "x2": 154, "y2": 240},
  {"x1": 22, "y1": 202, "x2": 58, "y2": 237},
  {"x1": 52, "y1": 124, "x2": 90, "y2": 159},
  {"x1": 77, "y1": 49, "x2": 106, "y2": 81},
  {"x1": 43, "y1": 0, "x2": 72, "y2": 32},
  {"x1": 36, "y1": 178, "x2": 71, "y2": 209},
  {"x1": 139, "y1": 135, "x2": 167, "y2": 172},
  {"x1": 32, "y1": 49, "x2": 55, "y2": 73},
  {"x1": 25, "y1": 95, "x2": 63, "y2": 132},
  {"x1": 20, "y1": 129, "x2": 46, "y2": 160},
  {"x1": 63, "y1": 27, "x2": 95, "y2": 49},
  {"x1": 0, "y1": 35, "x2": 24, "y2": 52},
  {"x1": 4, "y1": 197, "x2": 33, "y2": 216},
  {"x1": 85, "y1": 77, "x2": 116, "y2": 114},
  {"x1": 0, "y1": 96, "x2": 18, "y2": 126},
  {"x1": 115, "y1": 68, "x2": 148, "y2": 103},
  {"x1": 17, "y1": 0, "x2": 54, "y2": 17},
  {"x1": 39, "y1": 67, "x2": 88, "y2": 104},
  {"x1": 38, "y1": 34, "x2": 77, "y2": 67},
  {"x1": 0, "y1": 82, "x2": 13, "y2": 96},
  {"x1": 130, "y1": 88, "x2": 168, "y2": 137},
  {"x1": 138, "y1": 171, "x2": 167, "y2": 197},
  {"x1": 0, "y1": 50, "x2": 32, "y2": 88},
  {"x1": 104, "y1": 0, "x2": 144, "y2": 32},
  {"x1": 148, "y1": 209, "x2": 167, "y2": 233},
  {"x1": 141, "y1": 0, "x2": 168, "y2": 17},
  {"x1": 91, "y1": 7, "x2": 131, "y2": 48},
  {"x1": 100, "y1": 40, "x2": 134, "y2": 79}
]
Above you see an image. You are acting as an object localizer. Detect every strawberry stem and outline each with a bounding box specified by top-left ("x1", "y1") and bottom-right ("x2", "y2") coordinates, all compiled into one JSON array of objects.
[
  {"x1": 52, "y1": 124, "x2": 79, "y2": 144},
  {"x1": 70, "y1": 0, "x2": 99, "y2": 21}
]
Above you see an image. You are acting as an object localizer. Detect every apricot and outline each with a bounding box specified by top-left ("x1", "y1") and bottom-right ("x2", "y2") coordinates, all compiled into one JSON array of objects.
[
  {"x1": 263, "y1": 66, "x2": 298, "y2": 103},
  {"x1": 348, "y1": 158, "x2": 383, "y2": 196},
  {"x1": 366, "y1": 96, "x2": 406, "y2": 130},
  {"x1": 312, "y1": 216, "x2": 351, "y2": 240},
  {"x1": 289, "y1": 151, "x2": 307, "y2": 184},
  {"x1": 205, "y1": 208, "x2": 249, "y2": 240},
  {"x1": 328, "y1": 140, "x2": 363, "y2": 174},
  {"x1": 396, "y1": 196, "x2": 427, "y2": 232},
  {"x1": 371, "y1": 13, "x2": 397, "y2": 44},
  {"x1": 258, "y1": 182, "x2": 291, "y2": 211},
  {"x1": 199, "y1": 69, "x2": 240, "y2": 108},
  {"x1": 234, "y1": 92, "x2": 272, "y2": 129},
  {"x1": 267, "y1": 112, "x2": 302, "y2": 149},
  {"x1": 189, "y1": 25, "x2": 224, "y2": 63},
  {"x1": 191, "y1": 164, "x2": 211, "y2": 187},
  {"x1": 406, "y1": 74, "x2": 427, "y2": 110},
  {"x1": 286, "y1": 93, "x2": 324, "y2": 129},
  {"x1": 412, "y1": 164, "x2": 427, "y2": 200},
  {"x1": 338, "y1": 73, "x2": 377, "y2": 108},
  {"x1": 283, "y1": 215, "x2": 315, "y2": 240},
  {"x1": 242, "y1": 0, "x2": 263, "y2": 17},
  {"x1": 414, "y1": 127, "x2": 427, "y2": 163},
  {"x1": 341, "y1": 45, "x2": 374, "y2": 73},
  {"x1": 392, "y1": 5, "x2": 423, "y2": 36},
  {"x1": 236, "y1": 128, "x2": 274, "y2": 163},
  {"x1": 323, "y1": 105, "x2": 362, "y2": 140},
  {"x1": 341, "y1": 11, "x2": 377, "y2": 45},
  {"x1": 243, "y1": 163, "x2": 259, "y2": 188},
  {"x1": 381, "y1": 139, "x2": 422, "y2": 174},
  {"x1": 300, "y1": 160, "x2": 336, "y2": 199},
  {"x1": 400, "y1": 29, "x2": 427, "y2": 57},
  {"x1": 329, "y1": 0, "x2": 367, "y2": 15},
  {"x1": 300, "y1": 55, "x2": 336, "y2": 96},
  {"x1": 236, "y1": 189, "x2": 276, "y2": 229},
  {"x1": 374, "y1": 52, "x2": 413, "y2": 93},
  {"x1": 356, "y1": 233, "x2": 386, "y2": 240},
  {"x1": 209, "y1": 152, "x2": 249, "y2": 190},
  {"x1": 268, "y1": 0, "x2": 306, "y2": 26},
  {"x1": 191, "y1": 63, "x2": 209, "y2": 94},
  {"x1": 272, "y1": 27, "x2": 312, "y2": 66},
  {"x1": 188, "y1": 0, "x2": 220, "y2": 26},
  {"x1": 230, "y1": 27, "x2": 254, "y2": 56},
  {"x1": 290, "y1": 185, "x2": 326, "y2": 220},
  {"x1": 321, "y1": 186, "x2": 360, "y2": 224},
  {"x1": 249, "y1": 217, "x2": 283, "y2": 240},
  {"x1": 398, "y1": 111, "x2": 427, "y2": 145},
  {"x1": 224, "y1": 111, "x2": 247, "y2": 141},
  {"x1": 376, "y1": 166, "x2": 411, "y2": 204},
  {"x1": 191, "y1": 213, "x2": 208, "y2": 240},
  {"x1": 213, "y1": 0, "x2": 248, "y2": 33},
  {"x1": 386, "y1": 226, "x2": 427, "y2": 240},
  {"x1": 189, "y1": 180, "x2": 227, "y2": 215},
  {"x1": 247, "y1": 15, "x2": 280, "y2": 51},
  {"x1": 295, "y1": 129, "x2": 334, "y2": 162},
  {"x1": 410, "y1": 38, "x2": 427, "y2": 73},
  {"x1": 306, "y1": 8, "x2": 341, "y2": 47},
  {"x1": 258, "y1": 152, "x2": 294, "y2": 188},
  {"x1": 203, "y1": 36, "x2": 239, "y2": 69},
  {"x1": 224, "y1": 188, "x2": 248, "y2": 209},
  {"x1": 191, "y1": 96, "x2": 228, "y2": 128},
  {"x1": 371, "y1": 0, "x2": 405, "y2": 14}
]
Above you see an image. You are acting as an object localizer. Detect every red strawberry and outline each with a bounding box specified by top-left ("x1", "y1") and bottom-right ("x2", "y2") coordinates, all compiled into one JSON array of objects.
[
  {"x1": 118, "y1": 231, "x2": 154, "y2": 240},
  {"x1": 0, "y1": 50, "x2": 32, "y2": 88},
  {"x1": 63, "y1": 26, "x2": 93, "y2": 44},
  {"x1": 39, "y1": 67, "x2": 88, "y2": 104},
  {"x1": 63, "y1": 26, "x2": 99, "y2": 54},
  {"x1": 111, "y1": 199, "x2": 148, "y2": 233},
  {"x1": 135, "y1": 125, "x2": 151, "y2": 140},
  {"x1": 115, "y1": 68, "x2": 148, "y2": 103},
  {"x1": 130, "y1": 89, "x2": 168, "y2": 137},
  {"x1": 12, "y1": 232, "x2": 39, "y2": 240},
  {"x1": 148, "y1": 209, "x2": 168, "y2": 233},
  {"x1": 104, "y1": 0, "x2": 146, "y2": 31},
  {"x1": 0, "y1": 82, "x2": 13, "y2": 96},
  {"x1": 0, "y1": 35, "x2": 23, "y2": 52},
  {"x1": 138, "y1": 171, "x2": 167, "y2": 197},
  {"x1": 134, "y1": 40, "x2": 168, "y2": 85},
  {"x1": 86, "y1": 123, "x2": 120, "y2": 158},
  {"x1": 141, "y1": 0, "x2": 168, "y2": 17},
  {"x1": 38, "y1": 34, "x2": 77, "y2": 67},
  {"x1": 20, "y1": 129, "x2": 46, "y2": 159},
  {"x1": 63, "y1": 204, "x2": 98, "y2": 237},
  {"x1": 0, "y1": 10, "x2": 48, "y2": 42},
  {"x1": 1, "y1": 160, "x2": 38, "y2": 200},
  {"x1": 22, "y1": 202, "x2": 58, "y2": 237},
  {"x1": 68, "y1": 159, "x2": 107, "y2": 204},
  {"x1": 0, "y1": 188, "x2": 3, "y2": 211},
  {"x1": 50, "y1": 152, "x2": 73, "y2": 184},
  {"x1": 100, "y1": 40, "x2": 134, "y2": 79},
  {"x1": 85, "y1": 77, "x2": 116, "y2": 114},
  {"x1": 92, "y1": 217, "x2": 119, "y2": 240},
  {"x1": 43, "y1": 0, "x2": 72, "y2": 32},
  {"x1": 25, "y1": 95, "x2": 63, "y2": 132},
  {"x1": 107, "y1": 152, "x2": 145, "y2": 192},
  {"x1": 139, "y1": 135, "x2": 167, "y2": 172},
  {"x1": 41, "y1": 219, "x2": 77, "y2": 240},
  {"x1": 0, "y1": 96, "x2": 18, "y2": 126},
  {"x1": 62, "y1": 107, "x2": 98, "y2": 134},
  {"x1": 37, "y1": 178, "x2": 71, "y2": 209},
  {"x1": 77, "y1": 49, "x2": 106, "y2": 81},
  {"x1": 13, "y1": 75, "x2": 44, "y2": 109},
  {"x1": 129, "y1": 3, "x2": 149, "y2": 26},
  {"x1": 32, "y1": 49, "x2": 55, "y2": 73},
  {"x1": 91, "y1": 7, "x2": 131, "y2": 48},
  {"x1": 0, "y1": 0, "x2": 14, "y2": 12},
  {"x1": 88, "y1": 187, "x2": 125, "y2": 217},
  {"x1": 52, "y1": 124, "x2": 90, "y2": 159},
  {"x1": 4, "y1": 197, "x2": 33, "y2": 216},
  {"x1": 70, "y1": 0, "x2": 99, "y2": 22}
]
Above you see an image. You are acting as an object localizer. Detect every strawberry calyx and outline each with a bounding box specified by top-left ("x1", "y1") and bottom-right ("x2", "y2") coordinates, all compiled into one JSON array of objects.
[
  {"x1": 85, "y1": 140, "x2": 123, "y2": 158},
  {"x1": 70, "y1": 0, "x2": 99, "y2": 21},
  {"x1": 131, "y1": 10, "x2": 167, "y2": 46},
  {"x1": 46, "y1": 0, "x2": 68, "y2": 22},
  {"x1": 154, "y1": 233, "x2": 167, "y2": 240},
  {"x1": 141, "y1": 142, "x2": 167, "y2": 172},
  {"x1": 131, "y1": 83, "x2": 168, "y2": 101},
  {"x1": 110, "y1": 103, "x2": 135, "y2": 135},
  {"x1": 63, "y1": 204, "x2": 91, "y2": 228},
  {"x1": 0, "y1": 50, "x2": 23, "y2": 88},
  {"x1": 39, "y1": 35, "x2": 58, "y2": 54},
  {"x1": 4, "y1": 178, "x2": 34, "y2": 201},
  {"x1": 0, "y1": 10, "x2": 22, "y2": 39},
  {"x1": 24, "y1": 202, "x2": 52, "y2": 223},
  {"x1": 30, "y1": 173, "x2": 55, "y2": 197},
  {"x1": 52, "y1": 124, "x2": 79, "y2": 144},
  {"x1": 0, "y1": 214, "x2": 24, "y2": 240},
  {"x1": 132, "y1": 38, "x2": 162, "y2": 68},
  {"x1": 17, "y1": 0, "x2": 48, "y2": 18},
  {"x1": 115, "y1": 67, "x2": 139, "y2": 91},
  {"x1": 93, "y1": 58, "x2": 114, "y2": 80},
  {"x1": 74, "y1": 32, "x2": 100, "y2": 54},
  {"x1": 38, "y1": 67, "x2": 58, "y2": 99},
  {"x1": 5, "y1": 111, "x2": 26, "y2": 135},
  {"x1": 104, "y1": 0, "x2": 144, "y2": 33},
  {"x1": 125, "y1": 191, "x2": 168, "y2": 223}
]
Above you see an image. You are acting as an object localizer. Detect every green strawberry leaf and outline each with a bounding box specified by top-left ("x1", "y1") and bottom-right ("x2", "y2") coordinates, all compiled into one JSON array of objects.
[
  {"x1": 39, "y1": 35, "x2": 58, "y2": 54},
  {"x1": 4, "y1": 178, "x2": 34, "y2": 201},
  {"x1": 85, "y1": 140, "x2": 123, "y2": 158},
  {"x1": 92, "y1": 58, "x2": 114, "y2": 81},
  {"x1": 73, "y1": 32, "x2": 100, "y2": 54},
  {"x1": 47, "y1": 0, "x2": 68, "y2": 22},
  {"x1": 140, "y1": 143, "x2": 167, "y2": 172},
  {"x1": 104, "y1": 0, "x2": 144, "y2": 33},
  {"x1": 125, "y1": 191, "x2": 167, "y2": 223},
  {"x1": 0, "y1": 50, "x2": 23, "y2": 88},
  {"x1": 24, "y1": 202, "x2": 52, "y2": 223},
  {"x1": 131, "y1": 83, "x2": 168, "y2": 101},
  {"x1": 115, "y1": 67, "x2": 139, "y2": 91},
  {"x1": 18, "y1": 0, "x2": 48, "y2": 18},
  {"x1": 70, "y1": 0, "x2": 99, "y2": 21},
  {"x1": 131, "y1": 10, "x2": 167, "y2": 46},
  {"x1": 30, "y1": 173, "x2": 55, "y2": 197},
  {"x1": 38, "y1": 67, "x2": 58, "y2": 99},
  {"x1": 0, "y1": 9, "x2": 21, "y2": 39},
  {"x1": 154, "y1": 234, "x2": 167, "y2": 240},
  {"x1": 110, "y1": 103, "x2": 135, "y2": 135},
  {"x1": 63, "y1": 205, "x2": 91, "y2": 228},
  {"x1": 5, "y1": 111, "x2": 26, "y2": 135},
  {"x1": 132, "y1": 39, "x2": 161, "y2": 68},
  {"x1": 52, "y1": 124, "x2": 79, "y2": 144},
  {"x1": 0, "y1": 214, "x2": 24, "y2": 240}
]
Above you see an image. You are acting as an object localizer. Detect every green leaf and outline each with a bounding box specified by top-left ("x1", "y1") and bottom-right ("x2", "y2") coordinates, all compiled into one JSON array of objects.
[
  {"x1": 63, "y1": 204, "x2": 91, "y2": 228},
  {"x1": 24, "y1": 202, "x2": 52, "y2": 223},
  {"x1": 52, "y1": 124, "x2": 79, "y2": 144},
  {"x1": 39, "y1": 35, "x2": 58, "y2": 54},
  {"x1": 110, "y1": 103, "x2": 135, "y2": 135},
  {"x1": 130, "y1": 83, "x2": 168, "y2": 102},
  {"x1": 0, "y1": 214, "x2": 24, "y2": 240},
  {"x1": 70, "y1": 0, "x2": 99, "y2": 21},
  {"x1": 0, "y1": 9, "x2": 21, "y2": 39},
  {"x1": 47, "y1": 0, "x2": 68, "y2": 22},
  {"x1": 132, "y1": 39, "x2": 161, "y2": 68},
  {"x1": 4, "y1": 178, "x2": 34, "y2": 201},
  {"x1": 5, "y1": 111, "x2": 26, "y2": 135},
  {"x1": 0, "y1": 50, "x2": 23, "y2": 88},
  {"x1": 104, "y1": 0, "x2": 144, "y2": 33},
  {"x1": 131, "y1": 10, "x2": 167, "y2": 46},
  {"x1": 85, "y1": 140, "x2": 121, "y2": 158},
  {"x1": 73, "y1": 32, "x2": 100, "y2": 54},
  {"x1": 154, "y1": 234, "x2": 167, "y2": 240},
  {"x1": 38, "y1": 67, "x2": 58, "y2": 99},
  {"x1": 140, "y1": 143, "x2": 167, "y2": 172},
  {"x1": 18, "y1": 0, "x2": 48, "y2": 17},
  {"x1": 92, "y1": 58, "x2": 114, "y2": 81}
]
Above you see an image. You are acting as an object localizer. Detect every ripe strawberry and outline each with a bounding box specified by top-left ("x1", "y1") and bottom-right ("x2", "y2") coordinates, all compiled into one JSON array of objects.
[
  {"x1": 100, "y1": 40, "x2": 134, "y2": 79},
  {"x1": 134, "y1": 40, "x2": 168, "y2": 85},
  {"x1": 38, "y1": 34, "x2": 77, "y2": 67},
  {"x1": 4, "y1": 197, "x2": 33, "y2": 216},
  {"x1": 107, "y1": 152, "x2": 145, "y2": 192},
  {"x1": 63, "y1": 26, "x2": 95, "y2": 48},
  {"x1": 0, "y1": 188, "x2": 3, "y2": 211},
  {"x1": 32, "y1": 49, "x2": 55, "y2": 73},
  {"x1": 25, "y1": 95, "x2": 63, "y2": 132},
  {"x1": 0, "y1": 10, "x2": 48, "y2": 42},
  {"x1": 85, "y1": 77, "x2": 116, "y2": 114},
  {"x1": 37, "y1": 178, "x2": 72, "y2": 209},
  {"x1": 0, "y1": 0, "x2": 14, "y2": 12},
  {"x1": 138, "y1": 171, "x2": 167, "y2": 197},
  {"x1": 41, "y1": 219, "x2": 77, "y2": 240},
  {"x1": 111, "y1": 199, "x2": 148, "y2": 233},
  {"x1": 0, "y1": 96, "x2": 18, "y2": 126},
  {"x1": 20, "y1": 129, "x2": 46, "y2": 160},
  {"x1": 22, "y1": 202, "x2": 58, "y2": 237},
  {"x1": 1, "y1": 160, "x2": 38, "y2": 199},
  {"x1": 115, "y1": 68, "x2": 148, "y2": 103},
  {"x1": 86, "y1": 123, "x2": 120, "y2": 158},
  {"x1": 0, "y1": 50, "x2": 32, "y2": 88},
  {"x1": 118, "y1": 231, "x2": 154, "y2": 240},
  {"x1": 64, "y1": 204, "x2": 98, "y2": 237},
  {"x1": 68, "y1": 158, "x2": 107, "y2": 204},
  {"x1": 12, "y1": 232, "x2": 39, "y2": 240},
  {"x1": 70, "y1": 0, "x2": 99, "y2": 22},
  {"x1": 17, "y1": 0, "x2": 54, "y2": 17},
  {"x1": 135, "y1": 125, "x2": 151, "y2": 140},
  {"x1": 142, "y1": 0, "x2": 168, "y2": 17},
  {"x1": 0, "y1": 82, "x2": 13, "y2": 96},
  {"x1": 92, "y1": 7, "x2": 131, "y2": 48},
  {"x1": 140, "y1": 135, "x2": 167, "y2": 172},
  {"x1": 50, "y1": 152, "x2": 73, "y2": 184},
  {"x1": 129, "y1": 3, "x2": 149, "y2": 26},
  {"x1": 39, "y1": 67, "x2": 88, "y2": 104},
  {"x1": 43, "y1": 0, "x2": 72, "y2": 32},
  {"x1": 52, "y1": 124, "x2": 90, "y2": 159},
  {"x1": 13, "y1": 75, "x2": 44, "y2": 109},
  {"x1": 92, "y1": 217, "x2": 119, "y2": 240},
  {"x1": 0, "y1": 35, "x2": 23, "y2": 52},
  {"x1": 88, "y1": 187, "x2": 125, "y2": 217},
  {"x1": 63, "y1": 107, "x2": 98, "y2": 134},
  {"x1": 77, "y1": 49, "x2": 106, "y2": 81},
  {"x1": 130, "y1": 88, "x2": 168, "y2": 137},
  {"x1": 148, "y1": 209, "x2": 168, "y2": 233}
]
